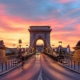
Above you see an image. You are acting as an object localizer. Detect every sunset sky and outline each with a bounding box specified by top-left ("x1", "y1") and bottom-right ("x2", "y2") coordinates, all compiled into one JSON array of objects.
[{"x1": 0, "y1": 0, "x2": 80, "y2": 50}]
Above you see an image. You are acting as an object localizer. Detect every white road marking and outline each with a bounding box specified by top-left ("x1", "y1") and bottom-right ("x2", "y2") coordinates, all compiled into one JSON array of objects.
[
  {"x1": 37, "y1": 70, "x2": 43, "y2": 80},
  {"x1": 42, "y1": 74, "x2": 49, "y2": 80},
  {"x1": 37, "y1": 70, "x2": 49, "y2": 80}
]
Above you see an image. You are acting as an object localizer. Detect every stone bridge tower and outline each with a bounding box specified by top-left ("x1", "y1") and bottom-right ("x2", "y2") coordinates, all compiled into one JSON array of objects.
[{"x1": 28, "y1": 26, "x2": 52, "y2": 48}]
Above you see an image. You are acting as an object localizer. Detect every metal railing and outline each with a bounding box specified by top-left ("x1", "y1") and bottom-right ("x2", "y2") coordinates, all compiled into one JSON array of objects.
[
  {"x1": 0, "y1": 58, "x2": 19, "y2": 75},
  {"x1": 60, "y1": 58, "x2": 80, "y2": 73},
  {"x1": 0, "y1": 53, "x2": 34, "y2": 75},
  {"x1": 44, "y1": 52, "x2": 80, "y2": 73}
]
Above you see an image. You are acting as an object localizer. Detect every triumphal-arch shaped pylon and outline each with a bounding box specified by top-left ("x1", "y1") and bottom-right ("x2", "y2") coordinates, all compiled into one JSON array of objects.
[{"x1": 28, "y1": 26, "x2": 52, "y2": 49}]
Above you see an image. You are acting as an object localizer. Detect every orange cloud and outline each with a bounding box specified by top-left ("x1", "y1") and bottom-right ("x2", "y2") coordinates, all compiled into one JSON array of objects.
[{"x1": 0, "y1": 4, "x2": 79, "y2": 51}]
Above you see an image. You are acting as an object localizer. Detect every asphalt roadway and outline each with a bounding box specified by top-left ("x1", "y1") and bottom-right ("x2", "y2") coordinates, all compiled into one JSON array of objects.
[{"x1": 0, "y1": 53, "x2": 80, "y2": 80}]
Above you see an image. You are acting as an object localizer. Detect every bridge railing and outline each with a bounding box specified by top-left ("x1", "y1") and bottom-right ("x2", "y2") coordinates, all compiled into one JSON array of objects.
[
  {"x1": 63, "y1": 59, "x2": 80, "y2": 73},
  {"x1": 44, "y1": 51, "x2": 80, "y2": 73},
  {"x1": 60, "y1": 56, "x2": 80, "y2": 73},
  {"x1": 0, "y1": 58, "x2": 19, "y2": 75},
  {"x1": 0, "y1": 52, "x2": 34, "y2": 75}
]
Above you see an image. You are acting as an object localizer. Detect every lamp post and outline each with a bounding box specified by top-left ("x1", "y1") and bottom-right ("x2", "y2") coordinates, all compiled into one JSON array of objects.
[
  {"x1": 18, "y1": 39, "x2": 22, "y2": 48},
  {"x1": 13, "y1": 44, "x2": 16, "y2": 48},
  {"x1": 58, "y1": 41, "x2": 62, "y2": 56},
  {"x1": 59, "y1": 41, "x2": 62, "y2": 46},
  {"x1": 58, "y1": 41, "x2": 64, "y2": 63},
  {"x1": 52, "y1": 45, "x2": 54, "y2": 48},
  {"x1": 32, "y1": 48, "x2": 34, "y2": 53},
  {"x1": 46, "y1": 48, "x2": 48, "y2": 53},
  {"x1": 52, "y1": 45, "x2": 55, "y2": 52},
  {"x1": 18, "y1": 39, "x2": 22, "y2": 56},
  {"x1": 26, "y1": 45, "x2": 28, "y2": 52}
]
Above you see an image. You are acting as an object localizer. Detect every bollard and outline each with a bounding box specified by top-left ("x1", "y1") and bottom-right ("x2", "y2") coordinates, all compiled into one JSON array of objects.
[
  {"x1": 73, "y1": 61, "x2": 76, "y2": 70},
  {"x1": 11, "y1": 60, "x2": 13, "y2": 68},
  {"x1": 68, "y1": 59, "x2": 70, "y2": 67},
  {"x1": 5, "y1": 62, "x2": 7, "y2": 70},
  {"x1": 77, "y1": 62, "x2": 79, "y2": 71},
  {"x1": 1, "y1": 63, "x2": 3, "y2": 72},
  {"x1": 70, "y1": 60, "x2": 72, "y2": 68},
  {"x1": 7, "y1": 60, "x2": 10, "y2": 69}
]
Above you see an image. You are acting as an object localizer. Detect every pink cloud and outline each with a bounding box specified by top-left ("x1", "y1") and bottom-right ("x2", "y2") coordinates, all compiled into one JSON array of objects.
[
  {"x1": 58, "y1": 0, "x2": 75, "y2": 3},
  {"x1": 0, "y1": 3, "x2": 79, "y2": 50}
]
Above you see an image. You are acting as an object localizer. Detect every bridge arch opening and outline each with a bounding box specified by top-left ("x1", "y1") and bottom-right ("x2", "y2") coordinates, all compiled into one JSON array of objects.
[
  {"x1": 36, "y1": 39, "x2": 44, "y2": 53},
  {"x1": 28, "y1": 26, "x2": 52, "y2": 54},
  {"x1": 36, "y1": 39, "x2": 44, "y2": 45}
]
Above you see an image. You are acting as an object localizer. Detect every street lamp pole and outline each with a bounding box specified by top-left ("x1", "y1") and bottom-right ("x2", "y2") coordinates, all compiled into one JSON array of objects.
[
  {"x1": 58, "y1": 41, "x2": 62, "y2": 56},
  {"x1": 18, "y1": 39, "x2": 22, "y2": 48},
  {"x1": 52, "y1": 45, "x2": 55, "y2": 52},
  {"x1": 13, "y1": 44, "x2": 16, "y2": 53},
  {"x1": 18, "y1": 39, "x2": 22, "y2": 56},
  {"x1": 26, "y1": 45, "x2": 29, "y2": 52},
  {"x1": 59, "y1": 41, "x2": 62, "y2": 46}
]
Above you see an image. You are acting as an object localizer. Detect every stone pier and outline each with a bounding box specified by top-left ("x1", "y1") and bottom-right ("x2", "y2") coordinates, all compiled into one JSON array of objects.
[
  {"x1": 0, "y1": 40, "x2": 7, "y2": 62},
  {"x1": 73, "y1": 41, "x2": 80, "y2": 61}
]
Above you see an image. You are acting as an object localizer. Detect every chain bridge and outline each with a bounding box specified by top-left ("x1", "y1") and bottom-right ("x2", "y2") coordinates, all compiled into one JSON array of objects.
[{"x1": 0, "y1": 26, "x2": 80, "y2": 80}]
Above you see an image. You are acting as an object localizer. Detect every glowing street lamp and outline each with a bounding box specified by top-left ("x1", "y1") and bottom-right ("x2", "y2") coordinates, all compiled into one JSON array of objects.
[
  {"x1": 18, "y1": 39, "x2": 22, "y2": 56},
  {"x1": 26, "y1": 45, "x2": 28, "y2": 46},
  {"x1": 26, "y1": 45, "x2": 28, "y2": 51},
  {"x1": 52, "y1": 45, "x2": 55, "y2": 52},
  {"x1": 18, "y1": 39, "x2": 22, "y2": 48},
  {"x1": 58, "y1": 41, "x2": 63, "y2": 58},
  {"x1": 52, "y1": 45, "x2": 54, "y2": 47},
  {"x1": 59, "y1": 41, "x2": 62, "y2": 46}
]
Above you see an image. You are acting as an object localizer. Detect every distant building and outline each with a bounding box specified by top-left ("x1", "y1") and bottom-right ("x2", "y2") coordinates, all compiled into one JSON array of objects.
[
  {"x1": 55, "y1": 46, "x2": 69, "y2": 54},
  {"x1": 36, "y1": 45, "x2": 44, "y2": 52},
  {"x1": 6, "y1": 48, "x2": 13, "y2": 54},
  {"x1": 76, "y1": 41, "x2": 80, "y2": 46},
  {"x1": 73, "y1": 40, "x2": 80, "y2": 61},
  {"x1": 6, "y1": 48, "x2": 17, "y2": 54},
  {"x1": 18, "y1": 48, "x2": 26, "y2": 52}
]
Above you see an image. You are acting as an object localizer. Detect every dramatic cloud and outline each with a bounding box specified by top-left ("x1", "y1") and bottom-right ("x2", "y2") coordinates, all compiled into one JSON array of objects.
[{"x1": 0, "y1": 0, "x2": 80, "y2": 50}]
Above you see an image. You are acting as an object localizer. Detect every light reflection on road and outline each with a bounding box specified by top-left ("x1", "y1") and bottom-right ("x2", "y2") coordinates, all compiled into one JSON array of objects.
[
  {"x1": 36, "y1": 54, "x2": 40, "y2": 58},
  {"x1": 0, "y1": 53, "x2": 80, "y2": 80}
]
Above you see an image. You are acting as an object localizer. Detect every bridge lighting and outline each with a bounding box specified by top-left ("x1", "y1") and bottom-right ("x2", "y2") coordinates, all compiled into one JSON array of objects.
[
  {"x1": 26, "y1": 45, "x2": 28, "y2": 46},
  {"x1": 52, "y1": 45, "x2": 54, "y2": 46},
  {"x1": 18, "y1": 39, "x2": 22, "y2": 56},
  {"x1": 26, "y1": 45, "x2": 28, "y2": 52},
  {"x1": 26, "y1": 45, "x2": 28, "y2": 48},
  {"x1": 52, "y1": 45, "x2": 55, "y2": 52},
  {"x1": 59, "y1": 41, "x2": 62, "y2": 46},
  {"x1": 46, "y1": 48, "x2": 48, "y2": 53},
  {"x1": 52, "y1": 45, "x2": 54, "y2": 48},
  {"x1": 18, "y1": 39, "x2": 22, "y2": 48}
]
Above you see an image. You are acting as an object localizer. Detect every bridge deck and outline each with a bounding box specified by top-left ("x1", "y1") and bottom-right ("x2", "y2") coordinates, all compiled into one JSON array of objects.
[{"x1": 0, "y1": 54, "x2": 80, "y2": 80}]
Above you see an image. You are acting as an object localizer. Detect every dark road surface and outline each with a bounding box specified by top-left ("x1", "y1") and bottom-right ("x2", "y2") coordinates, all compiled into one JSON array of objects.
[{"x1": 0, "y1": 53, "x2": 80, "y2": 80}]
